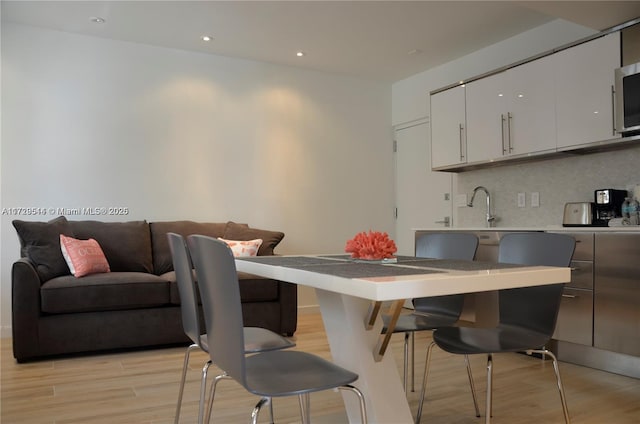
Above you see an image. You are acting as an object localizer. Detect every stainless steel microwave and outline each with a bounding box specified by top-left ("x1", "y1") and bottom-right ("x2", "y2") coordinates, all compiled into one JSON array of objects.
[{"x1": 615, "y1": 62, "x2": 640, "y2": 134}]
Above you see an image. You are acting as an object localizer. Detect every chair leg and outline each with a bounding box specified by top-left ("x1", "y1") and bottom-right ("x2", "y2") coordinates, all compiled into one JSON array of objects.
[
  {"x1": 464, "y1": 354, "x2": 481, "y2": 417},
  {"x1": 485, "y1": 354, "x2": 493, "y2": 424},
  {"x1": 198, "y1": 360, "x2": 212, "y2": 424},
  {"x1": 403, "y1": 332, "x2": 410, "y2": 393},
  {"x1": 204, "y1": 373, "x2": 232, "y2": 424},
  {"x1": 298, "y1": 393, "x2": 311, "y2": 424},
  {"x1": 268, "y1": 397, "x2": 275, "y2": 424},
  {"x1": 529, "y1": 349, "x2": 571, "y2": 424},
  {"x1": 415, "y1": 341, "x2": 436, "y2": 424},
  {"x1": 338, "y1": 385, "x2": 368, "y2": 424},
  {"x1": 411, "y1": 332, "x2": 416, "y2": 392},
  {"x1": 251, "y1": 397, "x2": 270, "y2": 424},
  {"x1": 175, "y1": 343, "x2": 199, "y2": 424}
]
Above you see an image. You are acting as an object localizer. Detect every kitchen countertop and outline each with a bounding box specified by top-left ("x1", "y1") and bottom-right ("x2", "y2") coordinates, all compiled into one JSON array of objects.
[{"x1": 414, "y1": 226, "x2": 640, "y2": 232}]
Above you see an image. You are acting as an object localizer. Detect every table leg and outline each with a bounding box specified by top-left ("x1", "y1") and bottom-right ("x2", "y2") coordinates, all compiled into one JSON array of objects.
[
  {"x1": 316, "y1": 289, "x2": 414, "y2": 424},
  {"x1": 374, "y1": 299, "x2": 405, "y2": 361}
]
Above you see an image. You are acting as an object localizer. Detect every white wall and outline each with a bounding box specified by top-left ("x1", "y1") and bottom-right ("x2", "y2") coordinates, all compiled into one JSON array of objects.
[{"x1": 0, "y1": 23, "x2": 394, "y2": 337}]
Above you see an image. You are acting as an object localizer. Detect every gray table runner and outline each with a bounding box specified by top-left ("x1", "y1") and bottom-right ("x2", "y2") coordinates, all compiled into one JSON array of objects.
[{"x1": 238, "y1": 255, "x2": 523, "y2": 279}]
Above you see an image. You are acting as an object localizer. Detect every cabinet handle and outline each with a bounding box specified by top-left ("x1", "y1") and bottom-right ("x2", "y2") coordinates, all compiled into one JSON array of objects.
[
  {"x1": 435, "y1": 216, "x2": 451, "y2": 227},
  {"x1": 562, "y1": 294, "x2": 578, "y2": 299},
  {"x1": 611, "y1": 85, "x2": 616, "y2": 136},
  {"x1": 507, "y1": 112, "x2": 513, "y2": 153},
  {"x1": 501, "y1": 114, "x2": 507, "y2": 155},
  {"x1": 459, "y1": 123, "x2": 465, "y2": 161}
]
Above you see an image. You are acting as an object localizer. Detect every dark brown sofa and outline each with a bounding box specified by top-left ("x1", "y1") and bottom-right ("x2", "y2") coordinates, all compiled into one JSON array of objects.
[{"x1": 11, "y1": 217, "x2": 297, "y2": 362}]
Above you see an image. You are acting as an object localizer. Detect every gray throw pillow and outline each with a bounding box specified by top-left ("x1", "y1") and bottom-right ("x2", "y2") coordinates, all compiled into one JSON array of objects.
[{"x1": 13, "y1": 216, "x2": 75, "y2": 281}]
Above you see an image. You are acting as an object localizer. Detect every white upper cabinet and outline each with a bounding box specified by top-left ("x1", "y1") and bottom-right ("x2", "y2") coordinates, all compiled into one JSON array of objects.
[
  {"x1": 429, "y1": 30, "x2": 625, "y2": 171},
  {"x1": 555, "y1": 33, "x2": 621, "y2": 149},
  {"x1": 465, "y1": 71, "x2": 507, "y2": 163},
  {"x1": 507, "y1": 54, "x2": 557, "y2": 155},
  {"x1": 431, "y1": 85, "x2": 466, "y2": 169},
  {"x1": 466, "y1": 54, "x2": 556, "y2": 164}
]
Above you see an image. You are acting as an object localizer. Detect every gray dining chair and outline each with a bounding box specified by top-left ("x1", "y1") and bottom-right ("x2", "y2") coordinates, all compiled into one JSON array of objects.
[
  {"x1": 382, "y1": 232, "x2": 479, "y2": 413},
  {"x1": 416, "y1": 232, "x2": 575, "y2": 424},
  {"x1": 167, "y1": 233, "x2": 295, "y2": 424},
  {"x1": 187, "y1": 234, "x2": 367, "y2": 424}
]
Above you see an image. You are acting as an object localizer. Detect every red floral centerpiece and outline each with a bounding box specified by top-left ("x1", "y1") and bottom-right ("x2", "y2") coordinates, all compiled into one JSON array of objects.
[{"x1": 345, "y1": 230, "x2": 397, "y2": 260}]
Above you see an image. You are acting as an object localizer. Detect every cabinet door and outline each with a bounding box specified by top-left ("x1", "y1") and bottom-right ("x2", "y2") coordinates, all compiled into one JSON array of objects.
[
  {"x1": 594, "y1": 233, "x2": 640, "y2": 357},
  {"x1": 506, "y1": 54, "x2": 557, "y2": 155},
  {"x1": 553, "y1": 287, "x2": 593, "y2": 346},
  {"x1": 466, "y1": 72, "x2": 506, "y2": 163},
  {"x1": 555, "y1": 33, "x2": 621, "y2": 148},
  {"x1": 431, "y1": 86, "x2": 466, "y2": 169}
]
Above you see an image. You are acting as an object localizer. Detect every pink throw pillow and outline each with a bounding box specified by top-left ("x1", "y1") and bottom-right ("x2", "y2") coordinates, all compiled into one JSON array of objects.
[
  {"x1": 60, "y1": 234, "x2": 111, "y2": 277},
  {"x1": 218, "y1": 238, "x2": 263, "y2": 257}
]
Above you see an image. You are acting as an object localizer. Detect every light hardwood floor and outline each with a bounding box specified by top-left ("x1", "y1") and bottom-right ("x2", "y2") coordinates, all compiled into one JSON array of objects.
[{"x1": 2, "y1": 312, "x2": 639, "y2": 423}]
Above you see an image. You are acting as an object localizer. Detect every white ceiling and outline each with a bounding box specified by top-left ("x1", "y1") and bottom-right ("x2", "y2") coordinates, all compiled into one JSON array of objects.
[{"x1": 3, "y1": 1, "x2": 640, "y2": 82}]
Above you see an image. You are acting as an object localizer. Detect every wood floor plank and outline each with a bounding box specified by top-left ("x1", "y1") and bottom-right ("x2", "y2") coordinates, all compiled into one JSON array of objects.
[{"x1": 2, "y1": 313, "x2": 639, "y2": 423}]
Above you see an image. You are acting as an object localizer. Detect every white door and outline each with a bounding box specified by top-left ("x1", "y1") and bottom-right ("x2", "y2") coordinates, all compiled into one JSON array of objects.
[{"x1": 395, "y1": 122, "x2": 453, "y2": 256}]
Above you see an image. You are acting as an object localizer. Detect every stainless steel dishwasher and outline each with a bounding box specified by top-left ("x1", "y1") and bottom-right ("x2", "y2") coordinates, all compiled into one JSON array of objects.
[{"x1": 594, "y1": 232, "x2": 640, "y2": 357}]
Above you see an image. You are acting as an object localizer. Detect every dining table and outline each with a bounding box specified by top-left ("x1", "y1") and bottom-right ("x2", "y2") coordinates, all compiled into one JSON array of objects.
[{"x1": 235, "y1": 254, "x2": 571, "y2": 424}]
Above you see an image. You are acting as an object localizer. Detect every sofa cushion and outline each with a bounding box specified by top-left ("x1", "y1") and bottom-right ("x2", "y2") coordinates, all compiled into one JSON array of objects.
[
  {"x1": 238, "y1": 273, "x2": 280, "y2": 302},
  {"x1": 150, "y1": 221, "x2": 231, "y2": 275},
  {"x1": 223, "y1": 222, "x2": 285, "y2": 256},
  {"x1": 13, "y1": 216, "x2": 75, "y2": 281},
  {"x1": 164, "y1": 270, "x2": 280, "y2": 305},
  {"x1": 68, "y1": 220, "x2": 153, "y2": 273},
  {"x1": 41, "y1": 272, "x2": 170, "y2": 314}
]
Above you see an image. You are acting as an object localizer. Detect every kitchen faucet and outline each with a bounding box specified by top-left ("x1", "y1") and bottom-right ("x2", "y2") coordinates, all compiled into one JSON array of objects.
[{"x1": 468, "y1": 186, "x2": 496, "y2": 228}]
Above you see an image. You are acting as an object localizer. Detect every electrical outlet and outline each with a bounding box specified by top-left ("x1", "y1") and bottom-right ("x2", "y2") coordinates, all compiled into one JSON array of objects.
[
  {"x1": 517, "y1": 192, "x2": 526, "y2": 208},
  {"x1": 531, "y1": 192, "x2": 540, "y2": 207}
]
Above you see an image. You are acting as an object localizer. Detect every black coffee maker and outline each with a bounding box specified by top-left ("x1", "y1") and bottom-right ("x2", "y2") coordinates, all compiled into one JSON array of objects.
[{"x1": 594, "y1": 189, "x2": 627, "y2": 226}]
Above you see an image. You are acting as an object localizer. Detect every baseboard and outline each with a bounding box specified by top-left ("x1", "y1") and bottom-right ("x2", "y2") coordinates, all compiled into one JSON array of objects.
[
  {"x1": 550, "y1": 339, "x2": 640, "y2": 379},
  {"x1": 297, "y1": 304, "x2": 320, "y2": 315},
  {"x1": 1, "y1": 325, "x2": 11, "y2": 339}
]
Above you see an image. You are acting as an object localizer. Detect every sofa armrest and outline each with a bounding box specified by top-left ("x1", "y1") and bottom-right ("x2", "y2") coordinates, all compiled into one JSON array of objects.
[
  {"x1": 12, "y1": 258, "x2": 43, "y2": 362},
  {"x1": 278, "y1": 281, "x2": 298, "y2": 336}
]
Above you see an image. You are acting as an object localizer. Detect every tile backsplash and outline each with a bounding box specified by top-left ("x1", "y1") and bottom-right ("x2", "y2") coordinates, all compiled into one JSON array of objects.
[{"x1": 455, "y1": 145, "x2": 640, "y2": 228}]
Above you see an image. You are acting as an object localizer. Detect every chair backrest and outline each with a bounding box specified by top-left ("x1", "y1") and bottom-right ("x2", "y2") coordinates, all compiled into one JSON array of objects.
[
  {"x1": 497, "y1": 232, "x2": 575, "y2": 335},
  {"x1": 415, "y1": 232, "x2": 479, "y2": 261},
  {"x1": 413, "y1": 233, "x2": 479, "y2": 314},
  {"x1": 187, "y1": 235, "x2": 248, "y2": 388},
  {"x1": 167, "y1": 232, "x2": 202, "y2": 346}
]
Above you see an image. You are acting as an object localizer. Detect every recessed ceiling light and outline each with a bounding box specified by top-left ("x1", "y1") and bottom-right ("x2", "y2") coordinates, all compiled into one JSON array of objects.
[
  {"x1": 296, "y1": 51, "x2": 305, "y2": 57},
  {"x1": 201, "y1": 35, "x2": 213, "y2": 42},
  {"x1": 90, "y1": 17, "x2": 106, "y2": 24}
]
